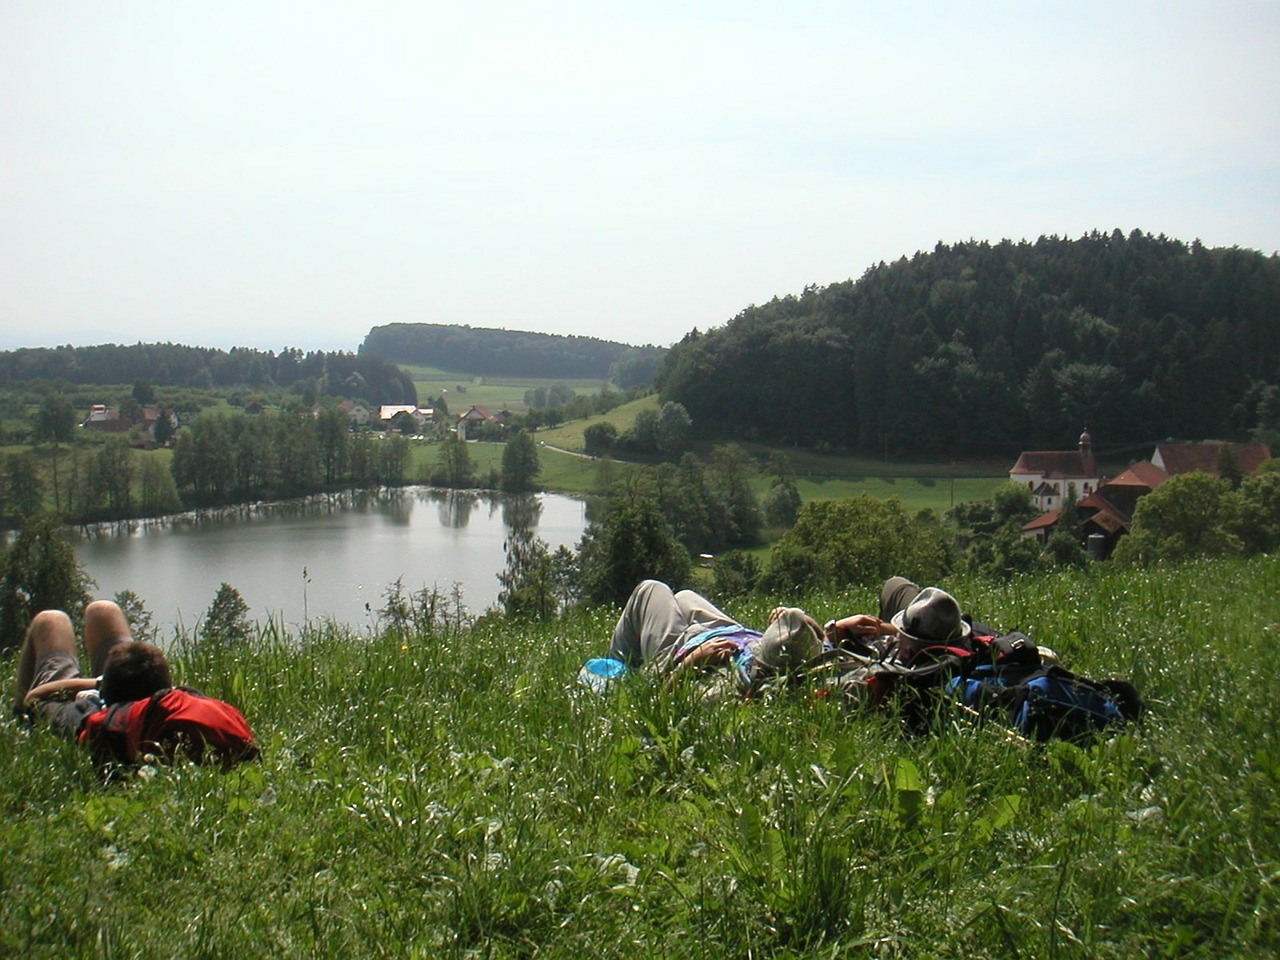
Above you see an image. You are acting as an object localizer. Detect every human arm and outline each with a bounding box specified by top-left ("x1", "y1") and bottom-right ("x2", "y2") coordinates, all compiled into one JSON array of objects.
[
  {"x1": 823, "y1": 614, "x2": 897, "y2": 648},
  {"x1": 23, "y1": 676, "x2": 100, "y2": 707},
  {"x1": 662, "y1": 637, "x2": 740, "y2": 692}
]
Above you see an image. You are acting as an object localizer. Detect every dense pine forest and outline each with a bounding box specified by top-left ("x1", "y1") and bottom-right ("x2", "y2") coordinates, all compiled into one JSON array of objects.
[
  {"x1": 658, "y1": 230, "x2": 1280, "y2": 458},
  {"x1": 360, "y1": 322, "x2": 666, "y2": 387}
]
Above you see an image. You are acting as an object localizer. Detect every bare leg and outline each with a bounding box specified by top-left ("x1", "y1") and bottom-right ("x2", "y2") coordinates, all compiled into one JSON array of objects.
[
  {"x1": 84, "y1": 600, "x2": 133, "y2": 677},
  {"x1": 14, "y1": 610, "x2": 77, "y2": 707}
]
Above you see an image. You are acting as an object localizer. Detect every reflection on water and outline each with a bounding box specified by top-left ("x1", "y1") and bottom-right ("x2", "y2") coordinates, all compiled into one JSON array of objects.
[
  {"x1": 502, "y1": 494, "x2": 543, "y2": 530},
  {"x1": 432, "y1": 489, "x2": 477, "y2": 529},
  {"x1": 71, "y1": 488, "x2": 587, "y2": 635}
]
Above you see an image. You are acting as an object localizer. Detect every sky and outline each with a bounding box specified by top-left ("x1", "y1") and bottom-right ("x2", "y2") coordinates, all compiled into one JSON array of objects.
[{"x1": 2, "y1": 1, "x2": 1278, "y2": 355}]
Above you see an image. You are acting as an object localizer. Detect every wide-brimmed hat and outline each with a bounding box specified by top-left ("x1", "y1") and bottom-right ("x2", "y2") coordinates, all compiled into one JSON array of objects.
[
  {"x1": 890, "y1": 587, "x2": 971, "y2": 645},
  {"x1": 753, "y1": 608, "x2": 822, "y2": 671}
]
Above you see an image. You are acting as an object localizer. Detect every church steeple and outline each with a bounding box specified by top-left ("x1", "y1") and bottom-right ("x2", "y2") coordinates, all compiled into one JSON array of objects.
[{"x1": 1079, "y1": 428, "x2": 1095, "y2": 475}]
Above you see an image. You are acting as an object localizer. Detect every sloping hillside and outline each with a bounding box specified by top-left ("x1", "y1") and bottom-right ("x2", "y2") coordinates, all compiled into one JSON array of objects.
[{"x1": 659, "y1": 231, "x2": 1280, "y2": 458}]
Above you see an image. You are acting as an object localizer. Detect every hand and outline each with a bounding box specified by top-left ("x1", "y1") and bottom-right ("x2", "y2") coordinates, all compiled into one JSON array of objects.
[
  {"x1": 684, "y1": 637, "x2": 737, "y2": 667},
  {"x1": 830, "y1": 615, "x2": 896, "y2": 641}
]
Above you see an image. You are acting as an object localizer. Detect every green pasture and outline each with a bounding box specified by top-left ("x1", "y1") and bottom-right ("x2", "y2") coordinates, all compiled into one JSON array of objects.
[
  {"x1": 533, "y1": 394, "x2": 659, "y2": 450},
  {"x1": 406, "y1": 440, "x2": 637, "y2": 496},
  {"x1": 776, "y1": 475, "x2": 1008, "y2": 513},
  {"x1": 404, "y1": 365, "x2": 609, "y2": 415},
  {"x1": 403, "y1": 437, "x2": 1004, "y2": 512},
  {"x1": 531, "y1": 400, "x2": 1008, "y2": 512},
  {"x1": 4, "y1": 557, "x2": 1277, "y2": 957}
]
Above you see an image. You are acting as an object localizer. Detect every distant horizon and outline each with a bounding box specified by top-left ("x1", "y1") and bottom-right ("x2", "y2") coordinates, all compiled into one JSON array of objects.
[
  {"x1": 4, "y1": 5, "x2": 1275, "y2": 358},
  {"x1": 2, "y1": 227, "x2": 1275, "y2": 358},
  {"x1": 0, "y1": 316, "x2": 663, "y2": 356}
]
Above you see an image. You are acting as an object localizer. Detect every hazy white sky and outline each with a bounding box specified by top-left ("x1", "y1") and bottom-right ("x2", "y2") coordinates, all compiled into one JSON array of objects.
[{"x1": 2, "y1": 1, "x2": 1277, "y2": 354}]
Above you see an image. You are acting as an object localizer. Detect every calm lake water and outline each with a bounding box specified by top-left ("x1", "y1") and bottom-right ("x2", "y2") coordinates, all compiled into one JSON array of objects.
[{"x1": 72, "y1": 489, "x2": 588, "y2": 636}]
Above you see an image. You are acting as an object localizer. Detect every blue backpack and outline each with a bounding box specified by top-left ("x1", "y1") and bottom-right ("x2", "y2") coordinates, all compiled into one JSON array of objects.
[{"x1": 947, "y1": 662, "x2": 1142, "y2": 742}]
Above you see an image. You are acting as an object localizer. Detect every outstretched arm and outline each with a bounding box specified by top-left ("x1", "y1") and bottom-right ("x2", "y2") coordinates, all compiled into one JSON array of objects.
[
  {"x1": 824, "y1": 614, "x2": 897, "y2": 648},
  {"x1": 24, "y1": 676, "x2": 99, "y2": 707}
]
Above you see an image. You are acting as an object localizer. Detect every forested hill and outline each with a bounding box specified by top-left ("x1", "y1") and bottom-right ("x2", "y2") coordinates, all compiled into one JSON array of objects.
[
  {"x1": 0, "y1": 343, "x2": 417, "y2": 405},
  {"x1": 360, "y1": 323, "x2": 666, "y2": 387},
  {"x1": 658, "y1": 230, "x2": 1280, "y2": 459}
]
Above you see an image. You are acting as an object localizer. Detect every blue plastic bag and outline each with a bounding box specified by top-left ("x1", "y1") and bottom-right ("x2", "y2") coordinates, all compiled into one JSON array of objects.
[{"x1": 578, "y1": 657, "x2": 628, "y2": 695}]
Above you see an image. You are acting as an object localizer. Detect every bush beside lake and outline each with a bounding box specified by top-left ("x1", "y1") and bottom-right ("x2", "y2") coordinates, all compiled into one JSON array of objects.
[{"x1": 4, "y1": 557, "x2": 1279, "y2": 958}]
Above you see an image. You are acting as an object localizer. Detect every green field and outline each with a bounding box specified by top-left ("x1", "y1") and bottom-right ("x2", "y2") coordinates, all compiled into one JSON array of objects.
[
  {"x1": 533, "y1": 394, "x2": 660, "y2": 450},
  {"x1": 4, "y1": 557, "x2": 1277, "y2": 957},
  {"x1": 779, "y1": 475, "x2": 1008, "y2": 513},
  {"x1": 403, "y1": 437, "x2": 1006, "y2": 512},
  {"x1": 404, "y1": 365, "x2": 610, "y2": 415}
]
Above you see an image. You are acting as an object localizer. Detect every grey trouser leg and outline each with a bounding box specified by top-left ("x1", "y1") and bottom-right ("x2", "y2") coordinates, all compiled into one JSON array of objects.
[
  {"x1": 608, "y1": 580, "x2": 739, "y2": 671},
  {"x1": 879, "y1": 577, "x2": 921, "y2": 622}
]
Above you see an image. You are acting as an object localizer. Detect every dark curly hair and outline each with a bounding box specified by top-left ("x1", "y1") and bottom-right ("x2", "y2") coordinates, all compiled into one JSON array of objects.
[{"x1": 99, "y1": 642, "x2": 172, "y2": 705}]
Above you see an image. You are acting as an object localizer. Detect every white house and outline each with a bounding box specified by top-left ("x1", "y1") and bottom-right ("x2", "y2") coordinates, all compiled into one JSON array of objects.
[
  {"x1": 1008, "y1": 429, "x2": 1101, "y2": 512},
  {"x1": 379, "y1": 404, "x2": 433, "y2": 426}
]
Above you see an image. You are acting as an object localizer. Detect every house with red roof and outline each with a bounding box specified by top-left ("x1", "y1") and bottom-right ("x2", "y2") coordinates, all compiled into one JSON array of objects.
[
  {"x1": 1008, "y1": 429, "x2": 1101, "y2": 513},
  {"x1": 1151, "y1": 440, "x2": 1272, "y2": 478},
  {"x1": 456, "y1": 405, "x2": 503, "y2": 441},
  {"x1": 1019, "y1": 458, "x2": 1168, "y2": 555},
  {"x1": 1017, "y1": 436, "x2": 1273, "y2": 557}
]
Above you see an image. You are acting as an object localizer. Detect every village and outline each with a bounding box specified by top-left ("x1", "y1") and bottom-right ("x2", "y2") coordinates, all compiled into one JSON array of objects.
[{"x1": 1010, "y1": 429, "x2": 1272, "y2": 556}]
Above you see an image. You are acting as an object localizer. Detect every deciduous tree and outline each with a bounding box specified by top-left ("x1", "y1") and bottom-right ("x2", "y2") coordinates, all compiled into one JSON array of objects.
[
  {"x1": 0, "y1": 512, "x2": 93, "y2": 650},
  {"x1": 501, "y1": 431, "x2": 540, "y2": 493},
  {"x1": 1113, "y1": 472, "x2": 1243, "y2": 564},
  {"x1": 201, "y1": 582, "x2": 252, "y2": 646},
  {"x1": 576, "y1": 493, "x2": 690, "y2": 606}
]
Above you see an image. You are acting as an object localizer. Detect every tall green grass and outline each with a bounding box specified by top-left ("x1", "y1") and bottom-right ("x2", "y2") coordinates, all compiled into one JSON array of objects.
[{"x1": 3, "y1": 558, "x2": 1278, "y2": 957}]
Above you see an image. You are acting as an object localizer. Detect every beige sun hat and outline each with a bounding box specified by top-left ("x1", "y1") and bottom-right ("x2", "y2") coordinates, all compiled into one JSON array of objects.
[{"x1": 753, "y1": 608, "x2": 822, "y2": 671}]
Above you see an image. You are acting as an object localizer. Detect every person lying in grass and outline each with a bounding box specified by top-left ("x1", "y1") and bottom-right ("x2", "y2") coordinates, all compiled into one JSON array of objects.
[
  {"x1": 820, "y1": 576, "x2": 974, "y2": 661},
  {"x1": 605, "y1": 579, "x2": 822, "y2": 695},
  {"x1": 13, "y1": 600, "x2": 258, "y2": 773}
]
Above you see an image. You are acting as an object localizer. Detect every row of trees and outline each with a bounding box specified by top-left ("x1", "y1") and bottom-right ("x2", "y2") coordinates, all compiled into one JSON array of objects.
[
  {"x1": 145, "y1": 414, "x2": 541, "y2": 514},
  {"x1": 2, "y1": 444, "x2": 183, "y2": 527},
  {"x1": 4, "y1": 388, "x2": 556, "y2": 525},
  {"x1": 0, "y1": 343, "x2": 418, "y2": 406},
  {"x1": 498, "y1": 455, "x2": 1280, "y2": 622},
  {"x1": 658, "y1": 231, "x2": 1280, "y2": 457},
  {"x1": 519, "y1": 385, "x2": 636, "y2": 432},
  {"x1": 171, "y1": 409, "x2": 414, "y2": 506}
]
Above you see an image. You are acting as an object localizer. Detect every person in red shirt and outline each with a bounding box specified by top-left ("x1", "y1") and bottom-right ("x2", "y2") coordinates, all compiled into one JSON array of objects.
[{"x1": 14, "y1": 600, "x2": 256, "y2": 770}]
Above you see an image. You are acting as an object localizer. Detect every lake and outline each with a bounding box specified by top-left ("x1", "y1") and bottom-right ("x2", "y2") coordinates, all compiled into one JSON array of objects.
[{"x1": 72, "y1": 489, "x2": 588, "y2": 636}]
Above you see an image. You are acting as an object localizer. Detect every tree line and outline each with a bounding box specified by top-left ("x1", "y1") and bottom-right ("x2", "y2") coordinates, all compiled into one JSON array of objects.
[
  {"x1": 169, "y1": 408, "x2": 416, "y2": 507},
  {"x1": 498, "y1": 455, "x2": 1280, "y2": 620},
  {"x1": 657, "y1": 230, "x2": 1280, "y2": 457},
  {"x1": 0, "y1": 343, "x2": 418, "y2": 406},
  {"x1": 361, "y1": 322, "x2": 666, "y2": 386}
]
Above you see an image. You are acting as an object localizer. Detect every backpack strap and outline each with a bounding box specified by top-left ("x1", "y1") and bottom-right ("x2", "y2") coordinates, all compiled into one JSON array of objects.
[{"x1": 97, "y1": 698, "x2": 141, "y2": 765}]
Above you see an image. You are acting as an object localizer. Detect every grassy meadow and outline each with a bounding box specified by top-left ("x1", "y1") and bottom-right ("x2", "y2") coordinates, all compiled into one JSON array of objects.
[
  {"x1": 405, "y1": 366, "x2": 610, "y2": 415},
  {"x1": 3, "y1": 557, "x2": 1278, "y2": 958}
]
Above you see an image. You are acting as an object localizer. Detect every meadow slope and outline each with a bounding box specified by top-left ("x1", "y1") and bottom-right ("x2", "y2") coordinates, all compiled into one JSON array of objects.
[{"x1": 3, "y1": 558, "x2": 1278, "y2": 958}]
